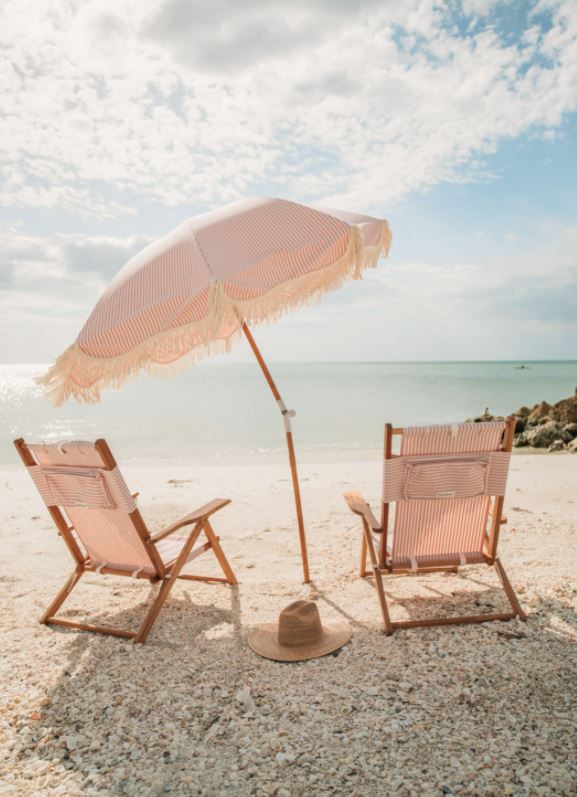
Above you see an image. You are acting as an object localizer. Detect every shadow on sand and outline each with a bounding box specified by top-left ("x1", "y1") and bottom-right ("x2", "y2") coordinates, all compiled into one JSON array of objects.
[{"x1": 16, "y1": 574, "x2": 577, "y2": 796}]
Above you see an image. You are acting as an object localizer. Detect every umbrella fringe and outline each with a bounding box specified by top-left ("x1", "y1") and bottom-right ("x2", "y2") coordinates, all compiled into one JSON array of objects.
[{"x1": 39, "y1": 221, "x2": 391, "y2": 405}]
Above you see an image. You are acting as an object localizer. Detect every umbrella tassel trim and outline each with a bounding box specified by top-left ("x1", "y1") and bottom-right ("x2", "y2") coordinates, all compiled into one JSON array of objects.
[{"x1": 38, "y1": 222, "x2": 391, "y2": 405}]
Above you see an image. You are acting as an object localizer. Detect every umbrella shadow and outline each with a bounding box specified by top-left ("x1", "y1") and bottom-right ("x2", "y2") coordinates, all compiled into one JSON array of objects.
[
  {"x1": 307, "y1": 580, "x2": 367, "y2": 630},
  {"x1": 11, "y1": 581, "x2": 577, "y2": 796}
]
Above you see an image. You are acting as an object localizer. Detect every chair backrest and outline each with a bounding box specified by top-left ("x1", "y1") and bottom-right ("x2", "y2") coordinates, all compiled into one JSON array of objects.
[
  {"x1": 15, "y1": 439, "x2": 161, "y2": 576},
  {"x1": 382, "y1": 420, "x2": 514, "y2": 569}
]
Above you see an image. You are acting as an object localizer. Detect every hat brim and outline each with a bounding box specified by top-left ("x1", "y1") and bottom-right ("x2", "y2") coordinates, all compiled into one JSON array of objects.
[{"x1": 247, "y1": 622, "x2": 352, "y2": 662}]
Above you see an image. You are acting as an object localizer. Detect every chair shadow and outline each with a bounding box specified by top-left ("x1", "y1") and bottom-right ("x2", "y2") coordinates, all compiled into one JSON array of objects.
[
  {"x1": 358, "y1": 566, "x2": 515, "y2": 622},
  {"x1": 350, "y1": 567, "x2": 577, "y2": 638},
  {"x1": 17, "y1": 582, "x2": 247, "y2": 792},
  {"x1": 13, "y1": 570, "x2": 577, "y2": 796}
]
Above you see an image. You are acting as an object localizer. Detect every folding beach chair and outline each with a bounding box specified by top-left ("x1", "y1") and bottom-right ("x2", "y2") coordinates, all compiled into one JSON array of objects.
[
  {"x1": 344, "y1": 418, "x2": 525, "y2": 633},
  {"x1": 14, "y1": 438, "x2": 237, "y2": 643}
]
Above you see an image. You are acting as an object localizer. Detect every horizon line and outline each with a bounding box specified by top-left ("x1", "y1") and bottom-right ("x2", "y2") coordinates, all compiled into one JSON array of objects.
[{"x1": 2, "y1": 359, "x2": 577, "y2": 367}]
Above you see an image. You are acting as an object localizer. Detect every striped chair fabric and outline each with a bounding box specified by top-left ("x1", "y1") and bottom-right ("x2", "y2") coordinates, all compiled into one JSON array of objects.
[
  {"x1": 383, "y1": 422, "x2": 510, "y2": 570},
  {"x1": 24, "y1": 441, "x2": 203, "y2": 576}
]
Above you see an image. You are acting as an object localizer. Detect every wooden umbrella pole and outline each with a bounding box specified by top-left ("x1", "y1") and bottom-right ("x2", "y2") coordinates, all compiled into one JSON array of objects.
[{"x1": 241, "y1": 323, "x2": 310, "y2": 583}]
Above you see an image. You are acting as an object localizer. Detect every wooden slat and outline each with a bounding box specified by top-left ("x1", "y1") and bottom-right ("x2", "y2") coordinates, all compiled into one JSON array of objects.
[
  {"x1": 343, "y1": 491, "x2": 381, "y2": 531},
  {"x1": 369, "y1": 565, "x2": 459, "y2": 577},
  {"x1": 39, "y1": 568, "x2": 83, "y2": 623},
  {"x1": 380, "y1": 423, "x2": 393, "y2": 568},
  {"x1": 135, "y1": 521, "x2": 205, "y2": 643},
  {"x1": 46, "y1": 617, "x2": 137, "y2": 639},
  {"x1": 392, "y1": 612, "x2": 516, "y2": 630},
  {"x1": 202, "y1": 522, "x2": 238, "y2": 585},
  {"x1": 494, "y1": 557, "x2": 526, "y2": 620},
  {"x1": 152, "y1": 499, "x2": 231, "y2": 542},
  {"x1": 486, "y1": 416, "x2": 516, "y2": 557}
]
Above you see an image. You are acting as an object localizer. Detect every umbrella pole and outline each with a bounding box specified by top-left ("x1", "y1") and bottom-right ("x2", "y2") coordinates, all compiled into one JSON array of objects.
[{"x1": 241, "y1": 323, "x2": 310, "y2": 583}]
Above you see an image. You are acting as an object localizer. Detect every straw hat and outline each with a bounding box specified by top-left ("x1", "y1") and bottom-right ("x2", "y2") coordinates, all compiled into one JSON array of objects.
[{"x1": 248, "y1": 600, "x2": 352, "y2": 662}]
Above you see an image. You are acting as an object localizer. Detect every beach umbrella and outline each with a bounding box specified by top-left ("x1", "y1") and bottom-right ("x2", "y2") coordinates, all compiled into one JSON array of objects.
[{"x1": 41, "y1": 197, "x2": 391, "y2": 582}]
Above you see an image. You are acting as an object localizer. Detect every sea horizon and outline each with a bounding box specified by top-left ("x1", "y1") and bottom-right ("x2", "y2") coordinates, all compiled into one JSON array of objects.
[
  {"x1": 2, "y1": 360, "x2": 576, "y2": 468},
  {"x1": 3, "y1": 359, "x2": 577, "y2": 366}
]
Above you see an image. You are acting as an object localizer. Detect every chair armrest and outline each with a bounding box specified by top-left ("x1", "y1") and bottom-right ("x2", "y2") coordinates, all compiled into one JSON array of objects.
[
  {"x1": 343, "y1": 491, "x2": 381, "y2": 532},
  {"x1": 151, "y1": 498, "x2": 231, "y2": 542}
]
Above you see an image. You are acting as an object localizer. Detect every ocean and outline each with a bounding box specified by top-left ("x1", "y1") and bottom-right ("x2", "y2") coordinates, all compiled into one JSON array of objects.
[{"x1": 1, "y1": 361, "x2": 576, "y2": 466}]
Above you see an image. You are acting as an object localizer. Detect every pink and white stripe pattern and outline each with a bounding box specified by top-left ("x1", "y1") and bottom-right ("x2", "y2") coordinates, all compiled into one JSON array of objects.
[
  {"x1": 383, "y1": 451, "x2": 510, "y2": 502},
  {"x1": 39, "y1": 197, "x2": 391, "y2": 404},
  {"x1": 24, "y1": 440, "x2": 206, "y2": 576},
  {"x1": 28, "y1": 465, "x2": 136, "y2": 511},
  {"x1": 385, "y1": 422, "x2": 509, "y2": 569}
]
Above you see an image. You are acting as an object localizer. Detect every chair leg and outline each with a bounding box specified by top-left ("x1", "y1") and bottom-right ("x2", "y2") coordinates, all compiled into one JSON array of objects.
[
  {"x1": 135, "y1": 520, "x2": 204, "y2": 643},
  {"x1": 134, "y1": 576, "x2": 179, "y2": 644},
  {"x1": 361, "y1": 519, "x2": 393, "y2": 635},
  {"x1": 373, "y1": 565, "x2": 394, "y2": 635},
  {"x1": 40, "y1": 567, "x2": 84, "y2": 624},
  {"x1": 202, "y1": 520, "x2": 238, "y2": 585},
  {"x1": 494, "y1": 558, "x2": 526, "y2": 620},
  {"x1": 359, "y1": 528, "x2": 368, "y2": 577}
]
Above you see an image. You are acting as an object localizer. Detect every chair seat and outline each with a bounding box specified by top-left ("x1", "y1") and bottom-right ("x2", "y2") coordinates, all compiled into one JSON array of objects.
[
  {"x1": 156, "y1": 535, "x2": 204, "y2": 568},
  {"x1": 372, "y1": 533, "x2": 485, "y2": 569},
  {"x1": 85, "y1": 537, "x2": 207, "y2": 576}
]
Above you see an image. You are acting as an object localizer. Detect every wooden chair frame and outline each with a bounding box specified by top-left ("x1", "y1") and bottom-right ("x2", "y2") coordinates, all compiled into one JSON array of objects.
[
  {"x1": 15, "y1": 438, "x2": 238, "y2": 643},
  {"x1": 344, "y1": 417, "x2": 526, "y2": 634}
]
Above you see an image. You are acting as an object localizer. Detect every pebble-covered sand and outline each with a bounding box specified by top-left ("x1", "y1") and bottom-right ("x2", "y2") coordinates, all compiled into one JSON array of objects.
[{"x1": 1, "y1": 455, "x2": 576, "y2": 796}]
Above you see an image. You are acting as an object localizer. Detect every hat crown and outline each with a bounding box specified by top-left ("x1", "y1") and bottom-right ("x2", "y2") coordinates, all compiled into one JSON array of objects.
[{"x1": 277, "y1": 600, "x2": 323, "y2": 647}]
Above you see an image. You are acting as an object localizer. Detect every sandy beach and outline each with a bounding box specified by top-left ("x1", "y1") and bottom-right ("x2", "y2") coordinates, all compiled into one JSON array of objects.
[{"x1": 0, "y1": 452, "x2": 576, "y2": 796}]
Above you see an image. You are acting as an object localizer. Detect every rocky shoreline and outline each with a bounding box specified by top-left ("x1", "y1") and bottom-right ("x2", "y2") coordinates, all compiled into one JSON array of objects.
[{"x1": 470, "y1": 388, "x2": 577, "y2": 453}]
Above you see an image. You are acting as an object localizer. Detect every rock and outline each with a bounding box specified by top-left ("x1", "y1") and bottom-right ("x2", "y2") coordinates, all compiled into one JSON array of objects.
[
  {"x1": 469, "y1": 408, "x2": 505, "y2": 423},
  {"x1": 550, "y1": 389, "x2": 577, "y2": 424},
  {"x1": 473, "y1": 389, "x2": 577, "y2": 451},
  {"x1": 568, "y1": 438, "x2": 577, "y2": 453},
  {"x1": 514, "y1": 416, "x2": 526, "y2": 433},
  {"x1": 524, "y1": 421, "x2": 560, "y2": 448},
  {"x1": 235, "y1": 687, "x2": 256, "y2": 714},
  {"x1": 528, "y1": 401, "x2": 552, "y2": 424}
]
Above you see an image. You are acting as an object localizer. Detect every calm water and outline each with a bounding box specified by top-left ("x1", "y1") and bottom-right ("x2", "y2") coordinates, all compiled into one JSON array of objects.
[{"x1": 1, "y1": 361, "x2": 576, "y2": 466}]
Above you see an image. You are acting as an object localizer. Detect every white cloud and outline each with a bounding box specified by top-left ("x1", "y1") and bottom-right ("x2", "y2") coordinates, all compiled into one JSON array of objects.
[
  {"x1": 0, "y1": 227, "x2": 147, "y2": 299},
  {"x1": 255, "y1": 223, "x2": 577, "y2": 362},
  {"x1": 0, "y1": 227, "x2": 153, "y2": 360},
  {"x1": 1, "y1": 0, "x2": 576, "y2": 217},
  {"x1": 2, "y1": 220, "x2": 574, "y2": 364},
  {"x1": 1, "y1": 1, "x2": 576, "y2": 364}
]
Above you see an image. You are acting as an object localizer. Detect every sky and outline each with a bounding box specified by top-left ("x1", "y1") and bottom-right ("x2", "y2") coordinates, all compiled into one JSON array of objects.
[{"x1": 1, "y1": 0, "x2": 576, "y2": 364}]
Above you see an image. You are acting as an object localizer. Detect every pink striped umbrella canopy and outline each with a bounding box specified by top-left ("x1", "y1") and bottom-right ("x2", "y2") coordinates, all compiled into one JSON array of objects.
[{"x1": 41, "y1": 197, "x2": 391, "y2": 404}]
